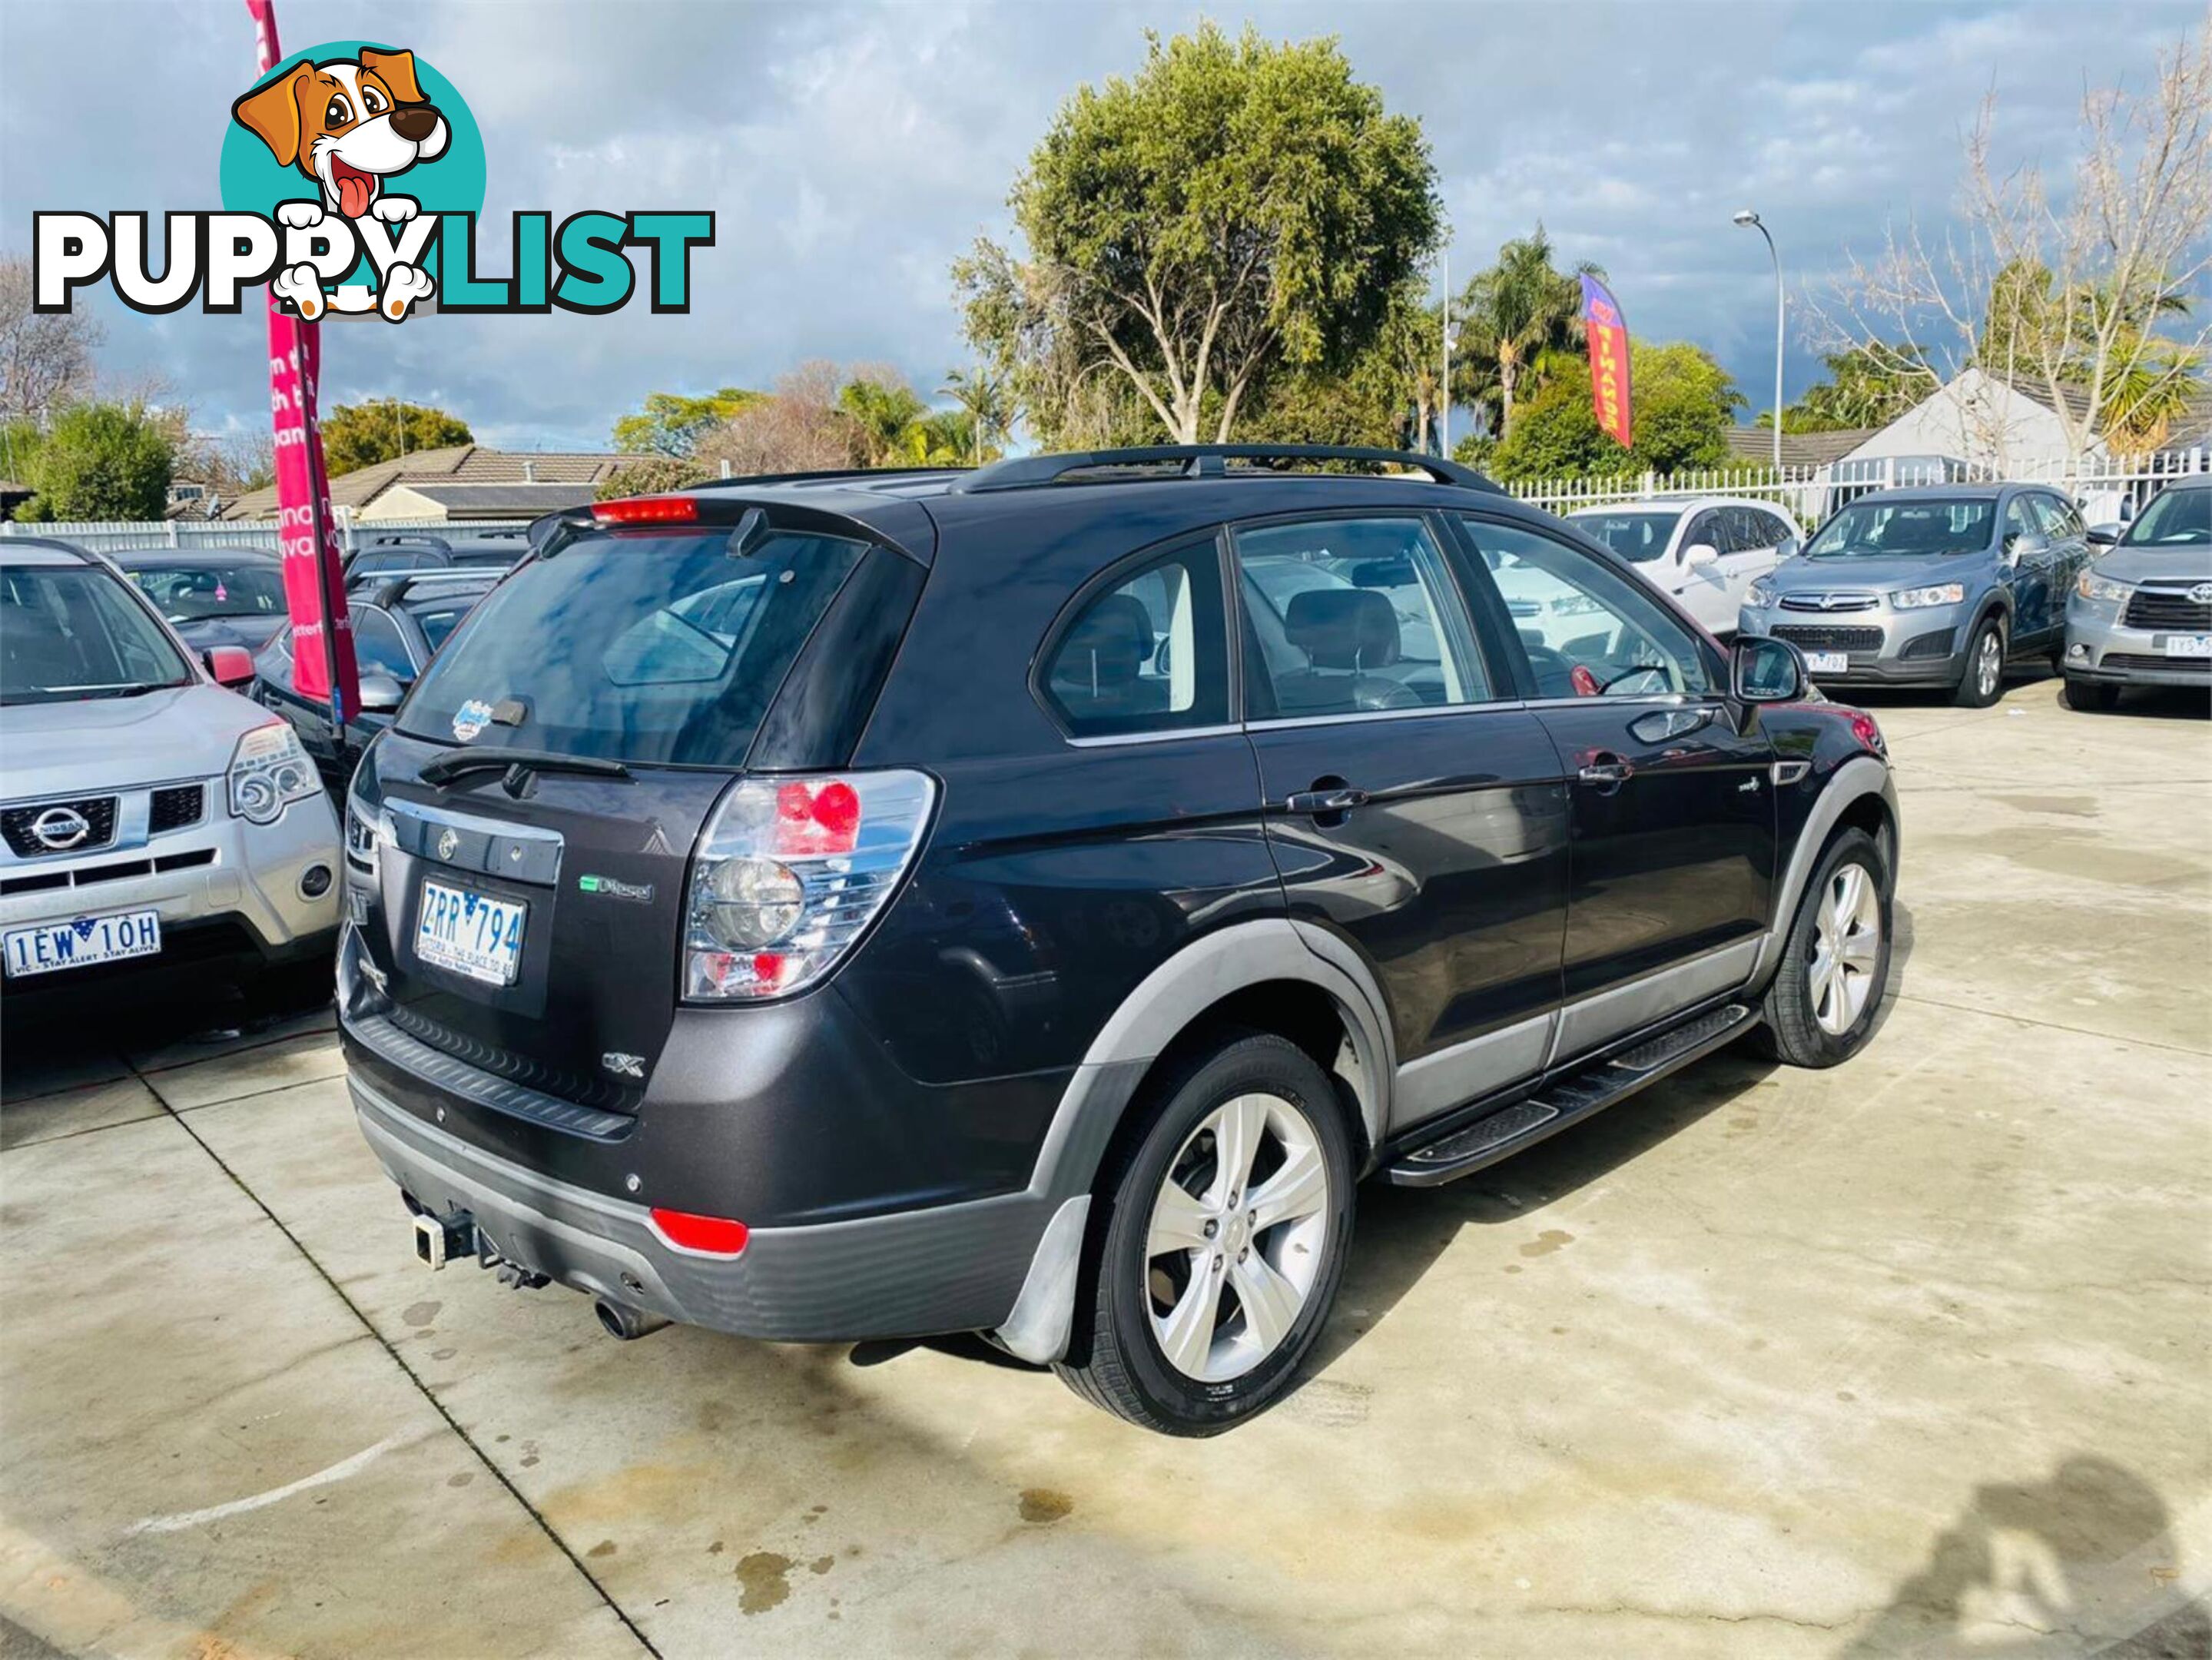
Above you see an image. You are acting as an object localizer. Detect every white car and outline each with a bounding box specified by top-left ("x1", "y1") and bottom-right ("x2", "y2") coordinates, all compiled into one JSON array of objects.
[
  {"x1": 1, "y1": 538, "x2": 340, "y2": 993},
  {"x1": 1567, "y1": 496, "x2": 1802, "y2": 636}
]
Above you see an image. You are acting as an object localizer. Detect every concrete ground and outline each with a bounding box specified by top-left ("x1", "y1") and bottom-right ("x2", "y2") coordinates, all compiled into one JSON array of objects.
[{"x1": 2, "y1": 676, "x2": 2207, "y2": 1658}]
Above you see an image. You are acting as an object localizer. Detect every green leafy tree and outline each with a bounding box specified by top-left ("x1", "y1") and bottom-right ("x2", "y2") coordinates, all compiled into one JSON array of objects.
[
  {"x1": 955, "y1": 22, "x2": 1441, "y2": 446},
  {"x1": 1490, "y1": 343, "x2": 1741, "y2": 483},
  {"x1": 837, "y1": 376, "x2": 932, "y2": 466},
  {"x1": 1451, "y1": 227, "x2": 1600, "y2": 443},
  {"x1": 321, "y1": 400, "x2": 473, "y2": 476},
  {"x1": 596, "y1": 455, "x2": 713, "y2": 500},
  {"x1": 611, "y1": 387, "x2": 764, "y2": 457},
  {"x1": 16, "y1": 401, "x2": 172, "y2": 519},
  {"x1": 938, "y1": 368, "x2": 1014, "y2": 465},
  {"x1": 1758, "y1": 344, "x2": 1932, "y2": 431}
]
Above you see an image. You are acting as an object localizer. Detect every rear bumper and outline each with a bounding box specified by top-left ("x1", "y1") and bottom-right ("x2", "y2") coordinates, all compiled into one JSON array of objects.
[{"x1": 350, "y1": 1065, "x2": 1056, "y2": 1343}]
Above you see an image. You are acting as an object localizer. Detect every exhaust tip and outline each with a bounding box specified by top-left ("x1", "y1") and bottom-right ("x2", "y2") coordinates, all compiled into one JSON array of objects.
[{"x1": 593, "y1": 1299, "x2": 668, "y2": 1341}]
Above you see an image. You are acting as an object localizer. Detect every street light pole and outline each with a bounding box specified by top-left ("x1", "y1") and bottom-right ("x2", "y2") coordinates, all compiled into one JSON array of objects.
[
  {"x1": 1734, "y1": 209, "x2": 1784, "y2": 475},
  {"x1": 1439, "y1": 251, "x2": 1450, "y2": 457}
]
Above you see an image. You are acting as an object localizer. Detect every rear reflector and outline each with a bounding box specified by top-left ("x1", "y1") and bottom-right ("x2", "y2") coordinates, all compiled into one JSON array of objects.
[
  {"x1": 592, "y1": 496, "x2": 700, "y2": 526},
  {"x1": 648, "y1": 1207, "x2": 750, "y2": 1257}
]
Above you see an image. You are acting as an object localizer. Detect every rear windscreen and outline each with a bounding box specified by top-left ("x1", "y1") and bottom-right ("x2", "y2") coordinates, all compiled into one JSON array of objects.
[{"x1": 396, "y1": 528, "x2": 867, "y2": 765}]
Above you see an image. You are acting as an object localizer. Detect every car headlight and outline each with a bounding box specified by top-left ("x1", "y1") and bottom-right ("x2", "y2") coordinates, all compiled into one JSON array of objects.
[
  {"x1": 2075, "y1": 569, "x2": 2133, "y2": 603},
  {"x1": 227, "y1": 722, "x2": 320, "y2": 825},
  {"x1": 1746, "y1": 578, "x2": 1776, "y2": 608},
  {"x1": 1891, "y1": 583, "x2": 1966, "y2": 609}
]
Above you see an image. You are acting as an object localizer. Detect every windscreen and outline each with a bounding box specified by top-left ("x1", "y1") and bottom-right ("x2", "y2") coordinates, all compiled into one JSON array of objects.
[
  {"x1": 1805, "y1": 500, "x2": 1995, "y2": 559},
  {"x1": 1574, "y1": 511, "x2": 1682, "y2": 562},
  {"x1": 127, "y1": 559, "x2": 288, "y2": 622},
  {"x1": 396, "y1": 528, "x2": 867, "y2": 765},
  {"x1": 1, "y1": 563, "x2": 194, "y2": 706},
  {"x1": 2123, "y1": 487, "x2": 2210, "y2": 547}
]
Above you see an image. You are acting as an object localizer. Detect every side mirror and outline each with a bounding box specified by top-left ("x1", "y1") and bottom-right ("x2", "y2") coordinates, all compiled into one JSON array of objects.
[
  {"x1": 1683, "y1": 543, "x2": 1720, "y2": 569},
  {"x1": 1775, "y1": 536, "x2": 1800, "y2": 563},
  {"x1": 1731, "y1": 634, "x2": 1806, "y2": 703},
  {"x1": 357, "y1": 672, "x2": 406, "y2": 714},
  {"x1": 2087, "y1": 524, "x2": 2121, "y2": 546},
  {"x1": 204, "y1": 645, "x2": 256, "y2": 687}
]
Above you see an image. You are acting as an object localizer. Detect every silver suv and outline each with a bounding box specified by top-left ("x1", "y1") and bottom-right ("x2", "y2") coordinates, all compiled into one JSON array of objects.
[
  {"x1": 2061, "y1": 476, "x2": 2212, "y2": 710},
  {"x1": 1737, "y1": 484, "x2": 2091, "y2": 708},
  {"x1": 1, "y1": 539, "x2": 340, "y2": 992}
]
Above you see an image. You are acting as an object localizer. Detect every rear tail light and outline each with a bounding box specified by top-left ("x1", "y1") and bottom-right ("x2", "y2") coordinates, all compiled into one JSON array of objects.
[
  {"x1": 1848, "y1": 711, "x2": 1885, "y2": 755},
  {"x1": 683, "y1": 769, "x2": 936, "y2": 1001},
  {"x1": 592, "y1": 496, "x2": 699, "y2": 526}
]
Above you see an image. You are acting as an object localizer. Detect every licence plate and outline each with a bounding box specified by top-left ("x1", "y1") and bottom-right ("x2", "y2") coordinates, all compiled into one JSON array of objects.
[
  {"x1": 3, "y1": 908, "x2": 161, "y2": 978},
  {"x1": 2161, "y1": 634, "x2": 2212, "y2": 659},
  {"x1": 415, "y1": 879, "x2": 527, "y2": 987},
  {"x1": 1805, "y1": 651, "x2": 1850, "y2": 674}
]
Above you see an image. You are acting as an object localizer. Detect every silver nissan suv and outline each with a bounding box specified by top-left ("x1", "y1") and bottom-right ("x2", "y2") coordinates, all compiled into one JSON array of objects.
[{"x1": 1, "y1": 538, "x2": 340, "y2": 994}]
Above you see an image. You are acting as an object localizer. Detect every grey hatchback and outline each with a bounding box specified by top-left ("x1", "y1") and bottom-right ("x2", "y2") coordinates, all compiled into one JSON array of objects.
[{"x1": 1738, "y1": 484, "x2": 2091, "y2": 706}]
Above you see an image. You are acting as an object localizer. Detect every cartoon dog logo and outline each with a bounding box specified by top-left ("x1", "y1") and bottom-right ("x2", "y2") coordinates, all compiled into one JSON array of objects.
[{"x1": 231, "y1": 48, "x2": 446, "y2": 320}]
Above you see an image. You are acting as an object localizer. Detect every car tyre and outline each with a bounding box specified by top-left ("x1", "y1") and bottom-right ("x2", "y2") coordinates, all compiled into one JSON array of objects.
[
  {"x1": 2064, "y1": 673, "x2": 2121, "y2": 712},
  {"x1": 1056, "y1": 1031, "x2": 1355, "y2": 1436},
  {"x1": 1752, "y1": 828, "x2": 1893, "y2": 1069},
  {"x1": 1952, "y1": 614, "x2": 2007, "y2": 708}
]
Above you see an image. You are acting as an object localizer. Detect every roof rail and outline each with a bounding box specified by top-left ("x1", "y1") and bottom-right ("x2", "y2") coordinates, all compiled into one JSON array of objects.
[
  {"x1": 354, "y1": 568, "x2": 502, "y2": 605},
  {"x1": 687, "y1": 466, "x2": 970, "y2": 493},
  {"x1": 952, "y1": 444, "x2": 1497, "y2": 494}
]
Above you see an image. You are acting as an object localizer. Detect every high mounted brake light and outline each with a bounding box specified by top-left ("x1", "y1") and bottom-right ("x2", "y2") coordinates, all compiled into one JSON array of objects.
[{"x1": 592, "y1": 496, "x2": 699, "y2": 526}]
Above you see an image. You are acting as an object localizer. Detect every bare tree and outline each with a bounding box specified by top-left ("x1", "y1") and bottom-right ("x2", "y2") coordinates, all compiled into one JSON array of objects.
[
  {"x1": 0, "y1": 256, "x2": 102, "y2": 426},
  {"x1": 692, "y1": 360, "x2": 867, "y2": 478},
  {"x1": 1819, "y1": 11, "x2": 2210, "y2": 473}
]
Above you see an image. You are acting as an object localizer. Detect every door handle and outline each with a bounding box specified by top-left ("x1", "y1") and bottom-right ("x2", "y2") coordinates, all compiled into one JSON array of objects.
[
  {"x1": 1577, "y1": 753, "x2": 1633, "y2": 792},
  {"x1": 1285, "y1": 787, "x2": 1370, "y2": 816}
]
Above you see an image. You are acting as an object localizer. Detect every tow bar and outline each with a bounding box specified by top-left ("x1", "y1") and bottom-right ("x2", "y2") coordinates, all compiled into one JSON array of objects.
[{"x1": 409, "y1": 1206, "x2": 551, "y2": 1289}]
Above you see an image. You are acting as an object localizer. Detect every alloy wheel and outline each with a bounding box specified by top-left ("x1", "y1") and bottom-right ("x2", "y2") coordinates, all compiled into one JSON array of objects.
[
  {"x1": 1976, "y1": 628, "x2": 2002, "y2": 701},
  {"x1": 1143, "y1": 1093, "x2": 1331, "y2": 1383},
  {"x1": 1809, "y1": 863, "x2": 1882, "y2": 1036}
]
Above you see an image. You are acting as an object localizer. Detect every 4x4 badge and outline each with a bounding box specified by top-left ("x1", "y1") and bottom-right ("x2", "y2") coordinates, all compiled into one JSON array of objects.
[{"x1": 602, "y1": 1052, "x2": 645, "y2": 1080}]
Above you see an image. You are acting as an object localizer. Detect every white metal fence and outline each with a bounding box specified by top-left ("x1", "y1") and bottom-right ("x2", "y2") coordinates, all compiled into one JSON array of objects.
[
  {"x1": 0, "y1": 513, "x2": 538, "y2": 557},
  {"x1": 1506, "y1": 447, "x2": 2211, "y2": 530}
]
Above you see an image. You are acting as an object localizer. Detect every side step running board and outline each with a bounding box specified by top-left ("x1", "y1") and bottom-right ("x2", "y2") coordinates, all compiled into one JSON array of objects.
[{"x1": 1384, "y1": 1002, "x2": 1756, "y2": 1188}]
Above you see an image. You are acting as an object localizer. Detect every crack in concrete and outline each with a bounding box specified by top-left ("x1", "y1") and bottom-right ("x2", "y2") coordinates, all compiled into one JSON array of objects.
[
  {"x1": 1890, "y1": 991, "x2": 2212, "y2": 1058},
  {"x1": 129, "y1": 1059, "x2": 659, "y2": 1659}
]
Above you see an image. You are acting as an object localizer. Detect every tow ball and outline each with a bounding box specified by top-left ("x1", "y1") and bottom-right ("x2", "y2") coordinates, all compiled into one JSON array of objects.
[{"x1": 409, "y1": 1207, "x2": 551, "y2": 1289}]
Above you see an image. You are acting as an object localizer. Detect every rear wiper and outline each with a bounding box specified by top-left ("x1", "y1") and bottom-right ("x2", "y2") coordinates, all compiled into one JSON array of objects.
[{"x1": 418, "y1": 748, "x2": 633, "y2": 795}]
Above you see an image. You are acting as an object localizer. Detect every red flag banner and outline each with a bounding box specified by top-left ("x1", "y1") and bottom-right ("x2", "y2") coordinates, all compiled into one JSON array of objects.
[
  {"x1": 247, "y1": 0, "x2": 357, "y2": 723},
  {"x1": 1580, "y1": 274, "x2": 1633, "y2": 450}
]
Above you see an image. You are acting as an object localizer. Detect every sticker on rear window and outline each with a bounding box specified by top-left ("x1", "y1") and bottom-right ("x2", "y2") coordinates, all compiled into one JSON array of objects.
[{"x1": 452, "y1": 699, "x2": 493, "y2": 742}]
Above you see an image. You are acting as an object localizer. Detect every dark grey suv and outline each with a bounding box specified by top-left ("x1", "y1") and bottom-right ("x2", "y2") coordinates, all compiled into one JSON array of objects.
[
  {"x1": 340, "y1": 445, "x2": 1901, "y2": 1435},
  {"x1": 1738, "y1": 483, "x2": 2092, "y2": 706}
]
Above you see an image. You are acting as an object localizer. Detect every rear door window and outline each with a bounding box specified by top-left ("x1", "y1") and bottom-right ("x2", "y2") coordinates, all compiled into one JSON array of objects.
[
  {"x1": 1038, "y1": 539, "x2": 1228, "y2": 739},
  {"x1": 350, "y1": 606, "x2": 415, "y2": 679},
  {"x1": 396, "y1": 528, "x2": 868, "y2": 765},
  {"x1": 1235, "y1": 516, "x2": 1489, "y2": 717}
]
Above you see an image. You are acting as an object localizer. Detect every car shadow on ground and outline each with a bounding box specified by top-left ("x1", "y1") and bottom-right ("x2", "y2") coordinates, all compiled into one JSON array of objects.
[{"x1": 1842, "y1": 1452, "x2": 2210, "y2": 1656}]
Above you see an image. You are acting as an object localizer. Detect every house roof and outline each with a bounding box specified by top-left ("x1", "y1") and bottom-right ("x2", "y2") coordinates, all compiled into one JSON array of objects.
[
  {"x1": 220, "y1": 446, "x2": 627, "y2": 520},
  {"x1": 380, "y1": 482, "x2": 602, "y2": 517},
  {"x1": 1723, "y1": 427, "x2": 1878, "y2": 468},
  {"x1": 2001, "y1": 376, "x2": 2212, "y2": 446}
]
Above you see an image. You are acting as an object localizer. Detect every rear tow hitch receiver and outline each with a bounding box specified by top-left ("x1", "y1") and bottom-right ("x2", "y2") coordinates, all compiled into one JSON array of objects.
[{"x1": 412, "y1": 1209, "x2": 476, "y2": 1271}]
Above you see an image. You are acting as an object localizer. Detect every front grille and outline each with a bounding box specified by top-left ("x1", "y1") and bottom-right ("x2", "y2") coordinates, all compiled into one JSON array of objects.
[
  {"x1": 1770, "y1": 625, "x2": 1887, "y2": 653},
  {"x1": 2100, "y1": 652, "x2": 2212, "y2": 675},
  {"x1": 1899, "y1": 627, "x2": 1956, "y2": 660},
  {"x1": 386, "y1": 1002, "x2": 642, "y2": 1114},
  {"x1": 1, "y1": 796, "x2": 118, "y2": 858},
  {"x1": 0, "y1": 846, "x2": 214, "y2": 897},
  {"x1": 149, "y1": 784, "x2": 206, "y2": 834},
  {"x1": 2123, "y1": 589, "x2": 2212, "y2": 631},
  {"x1": 1779, "y1": 593, "x2": 1879, "y2": 613}
]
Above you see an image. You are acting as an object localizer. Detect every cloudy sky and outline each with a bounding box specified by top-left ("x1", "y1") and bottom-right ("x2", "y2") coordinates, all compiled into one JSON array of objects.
[{"x1": 0, "y1": 0, "x2": 2200, "y2": 453}]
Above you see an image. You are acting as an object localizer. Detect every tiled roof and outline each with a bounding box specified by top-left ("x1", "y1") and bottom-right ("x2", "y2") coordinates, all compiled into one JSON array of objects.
[
  {"x1": 1723, "y1": 427, "x2": 1877, "y2": 468},
  {"x1": 383, "y1": 482, "x2": 602, "y2": 516},
  {"x1": 221, "y1": 445, "x2": 626, "y2": 520}
]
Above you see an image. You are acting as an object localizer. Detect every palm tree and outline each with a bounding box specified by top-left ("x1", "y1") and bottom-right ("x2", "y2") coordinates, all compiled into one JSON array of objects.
[
  {"x1": 939, "y1": 367, "x2": 1013, "y2": 466},
  {"x1": 1451, "y1": 226, "x2": 1600, "y2": 443}
]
